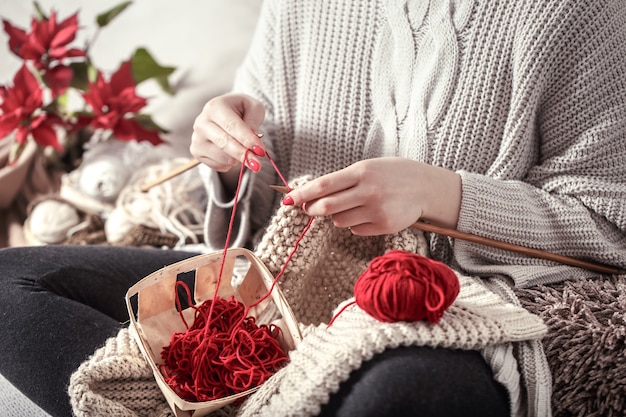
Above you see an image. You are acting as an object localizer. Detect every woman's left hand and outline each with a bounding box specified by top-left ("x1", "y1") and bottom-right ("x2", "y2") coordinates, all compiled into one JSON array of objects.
[{"x1": 282, "y1": 157, "x2": 462, "y2": 236}]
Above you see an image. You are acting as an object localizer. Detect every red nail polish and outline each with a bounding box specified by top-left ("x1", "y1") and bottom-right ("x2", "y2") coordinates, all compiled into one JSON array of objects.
[
  {"x1": 282, "y1": 196, "x2": 294, "y2": 206},
  {"x1": 252, "y1": 146, "x2": 266, "y2": 157},
  {"x1": 248, "y1": 159, "x2": 260, "y2": 172}
]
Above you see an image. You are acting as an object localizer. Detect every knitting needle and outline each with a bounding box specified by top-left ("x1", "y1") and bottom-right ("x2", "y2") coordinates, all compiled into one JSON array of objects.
[
  {"x1": 140, "y1": 159, "x2": 200, "y2": 192},
  {"x1": 269, "y1": 184, "x2": 626, "y2": 275},
  {"x1": 140, "y1": 133, "x2": 265, "y2": 192}
]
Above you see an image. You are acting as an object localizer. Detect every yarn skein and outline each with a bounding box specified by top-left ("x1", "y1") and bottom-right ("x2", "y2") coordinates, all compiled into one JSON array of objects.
[{"x1": 353, "y1": 250, "x2": 460, "y2": 323}]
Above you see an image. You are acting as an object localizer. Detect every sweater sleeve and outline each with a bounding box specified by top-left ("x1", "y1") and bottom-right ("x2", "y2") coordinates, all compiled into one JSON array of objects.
[{"x1": 454, "y1": 0, "x2": 626, "y2": 286}]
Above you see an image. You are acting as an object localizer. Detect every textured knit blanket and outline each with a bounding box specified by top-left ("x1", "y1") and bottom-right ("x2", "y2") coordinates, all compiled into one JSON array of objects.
[{"x1": 69, "y1": 202, "x2": 549, "y2": 417}]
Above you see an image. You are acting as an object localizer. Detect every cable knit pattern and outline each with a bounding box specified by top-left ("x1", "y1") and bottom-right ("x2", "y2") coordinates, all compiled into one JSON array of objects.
[
  {"x1": 369, "y1": 0, "x2": 475, "y2": 160},
  {"x1": 233, "y1": 0, "x2": 626, "y2": 283}
]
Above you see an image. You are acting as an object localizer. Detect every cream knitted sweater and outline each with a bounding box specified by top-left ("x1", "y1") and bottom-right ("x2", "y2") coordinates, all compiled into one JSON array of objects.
[
  {"x1": 235, "y1": 0, "x2": 626, "y2": 284},
  {"x1": 69, "y1": 0, "x2": 626, "y2": 416}
]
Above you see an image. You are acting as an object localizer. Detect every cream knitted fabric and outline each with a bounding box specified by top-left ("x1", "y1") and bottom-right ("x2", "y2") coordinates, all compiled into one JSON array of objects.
[
  {"x1": 68, "y1": 328, "x2": 237, "y2": 417},
  {"x1": 68, "y1": 199, "x2": 547, "y2": 417},
  {"x1": 236, "y1": 290, "x2": 545, "y2": 417},
  {"x1": 69, "y1": 327, "x2": 172, "y2": 417}
]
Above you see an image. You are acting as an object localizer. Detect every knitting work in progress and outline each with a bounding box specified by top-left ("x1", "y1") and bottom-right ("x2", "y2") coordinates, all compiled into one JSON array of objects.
[
  {"x1": 68, "y1": 181, "x2": 548, "y2": 417},
  {"x1": 134, "y1": 150, "x2": 463, "y2": 411}
]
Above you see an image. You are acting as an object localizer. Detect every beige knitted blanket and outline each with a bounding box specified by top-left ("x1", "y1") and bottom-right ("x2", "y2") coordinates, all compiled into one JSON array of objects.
[{"x1": 69, "y1": 201, "x2": 547, "y2": 417}]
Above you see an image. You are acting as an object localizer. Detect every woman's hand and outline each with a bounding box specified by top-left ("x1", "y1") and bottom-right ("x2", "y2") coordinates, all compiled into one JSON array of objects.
[
  {"x1": 190, "y1": 93, "x2": 267, "y2": 173},
  {"x1": 282, "y1": 157, "x2": 462, "y2": 236}
]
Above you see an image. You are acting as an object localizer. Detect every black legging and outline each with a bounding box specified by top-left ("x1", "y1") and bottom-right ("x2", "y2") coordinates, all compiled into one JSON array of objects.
[{"x1": 0, "y1": 245, "x2": 510, "y2": 417}]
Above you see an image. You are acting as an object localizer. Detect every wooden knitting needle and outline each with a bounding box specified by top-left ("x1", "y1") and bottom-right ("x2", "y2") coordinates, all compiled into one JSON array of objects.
[
  {"x1": 140, "y1": 133, "x2": 265, "y2": 192},
  {"x1": 140, "y1": 159, "x2": 201, "y2": 192},
  {"x1": 269, "y1": 184, "x2": 625, "y2": 275}
]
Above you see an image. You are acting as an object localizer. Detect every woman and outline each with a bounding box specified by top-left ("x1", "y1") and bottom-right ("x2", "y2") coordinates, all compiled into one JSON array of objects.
[{"x1": 1, "y1": 0, "x2": 625, "y2": 416}]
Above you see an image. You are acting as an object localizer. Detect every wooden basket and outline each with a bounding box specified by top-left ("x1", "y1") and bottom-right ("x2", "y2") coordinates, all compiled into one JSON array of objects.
[{"x1": 125, "y1": 248, "x2": 302, "y2": 416}]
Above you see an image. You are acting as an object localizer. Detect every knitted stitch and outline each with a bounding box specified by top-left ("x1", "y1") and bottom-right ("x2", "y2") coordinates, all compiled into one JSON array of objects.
[
  {"x1": 69, "y1": 0, "x2": 626, "y2": 415},
  {"x1": 234, "y1": 0, "x2": 626, "y2": 284},
  {"x1": 68, "y1": 200, "x2": 547, "y2": 417},
  {"x1": 228, "y1": 2, "x2": 626, "y2": 413},
  {"x1": 69, "y1": 327, "x2": 173, "y2": 417}
]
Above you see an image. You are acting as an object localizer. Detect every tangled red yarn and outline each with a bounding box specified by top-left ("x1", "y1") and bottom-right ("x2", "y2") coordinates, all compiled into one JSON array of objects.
[
  {"x1": 160, "y1": 291, "x2": 288, "y2": 402},
  {"x1": 353, "y1": 250, "x2": 460, "y2": 323}
]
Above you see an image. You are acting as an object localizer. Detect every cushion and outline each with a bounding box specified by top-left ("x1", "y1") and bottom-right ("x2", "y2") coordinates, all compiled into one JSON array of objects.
[{"x1": 516, "y1": 275, "x2": 626, "y2": 417}]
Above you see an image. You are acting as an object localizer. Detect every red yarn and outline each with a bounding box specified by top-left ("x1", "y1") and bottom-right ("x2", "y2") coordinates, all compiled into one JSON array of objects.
[
  {"x1": 160, "y1": 291, "x2": 289, "y2": 402},
  {"x1": 159, "y1": 150, "x2": 313, "y2": 402},
  {"x1": 353, "y1": 250, "x2": 460, "y2": 323}
]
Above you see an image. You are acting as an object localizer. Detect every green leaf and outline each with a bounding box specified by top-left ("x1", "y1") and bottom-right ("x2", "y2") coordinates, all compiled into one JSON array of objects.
[
  {"x1": 96, "y1": 1, "x2": 132, "y2": 27},
  {"x1": 134, "y1": 114, "x2": 169, "y2": 133},
  {"x1": 56, "y1": 90, "x2": 70, "y2": 112},
  {"x1": 69, "y1": 62, "x2": 90, "y2": 91},
  {"x1": 131, "y1": 48, "x2": 176, "y2": 94},
  {"x1": 87, "y1": 65, "x2": 99, "y2": 83},
  {"x1": 33, "y1": 1, "x2": 48, "y2": 20}
]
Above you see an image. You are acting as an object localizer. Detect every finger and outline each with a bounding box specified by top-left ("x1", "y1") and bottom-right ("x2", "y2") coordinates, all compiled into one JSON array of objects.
[
  {"x1": 329, "y1": 206, "x2": 372, "y2": 229},
  {"x1": 302, "y1": 185, "x2": 365, "y2": 217},
  {"x1": 346, "y1": 223, "x2": 383, "y2": 236},
  {"x1": 192, "y1": 143, "x2": 238, "y2": 172},
  {"x1": 330, "y1": 206, "x2": 391, "y2": 236},
  {"x1": 218, "y1": 95, "x2": 266, "y2": 154},
  {"x1": 286, "y1": 168, "x2": 358, "y2": 208},
  {"x1": 190, "y1": 130, "x2": 236, "y2": 168},
  {"x1": 192, "y1": 121, "x2": 262, "y2": 172},
  {"x1": 334, "y1": 207, "x2": 408, "y2": 236}
]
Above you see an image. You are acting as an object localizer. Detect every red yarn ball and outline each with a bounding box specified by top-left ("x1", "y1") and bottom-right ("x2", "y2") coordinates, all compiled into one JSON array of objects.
[{"x1": 354, "y1": 250, "x2": 460, "y2": 323}]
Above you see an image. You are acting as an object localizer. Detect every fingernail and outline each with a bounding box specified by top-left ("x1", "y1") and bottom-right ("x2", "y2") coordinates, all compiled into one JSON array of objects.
[
  {"x1": 282, "y1": 196, "x2": 294, "y2": 206},
  {"x1": 251, "y1": 145, "x2": 266, "y2": 157},
  {"x1": 248, "y1": 159, "x2": 261, "y2": 172}
]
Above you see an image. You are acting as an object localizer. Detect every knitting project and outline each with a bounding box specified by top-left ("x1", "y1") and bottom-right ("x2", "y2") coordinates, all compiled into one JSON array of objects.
[{"x1": 69, "y1": 198, "x2": 547, "y2": 417}]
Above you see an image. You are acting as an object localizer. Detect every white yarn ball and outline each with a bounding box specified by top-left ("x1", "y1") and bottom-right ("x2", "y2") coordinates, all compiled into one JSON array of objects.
[
  {"x1": 28, "y1": 200, "x2": 80, "y2": 244},
  {"x1": 105, "y1": 194, "x2": 154, "y2": 243},
  {"x1": 77, "y1": 156, "x2": 131, "y2": 203},
  {"x1": 104, "y1": 207, "x2": 136, "y2": 243}
]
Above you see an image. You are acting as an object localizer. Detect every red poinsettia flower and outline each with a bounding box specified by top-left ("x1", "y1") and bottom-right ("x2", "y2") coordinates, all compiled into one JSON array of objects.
[
  {"x1": 80, "y1": 61, "x2": 164, "y2": 145},
  {"x1": 0, "y1": 65, "x2": 64, "y2": 151},
  {"x1": 2, "y1": 11, "x2": 85, "y2": 95}
]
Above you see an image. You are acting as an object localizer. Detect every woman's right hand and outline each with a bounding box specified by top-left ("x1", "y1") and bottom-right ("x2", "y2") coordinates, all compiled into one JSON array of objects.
[{"x1": 190, "y1": 93, "x2": 267, "y2": 173}]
